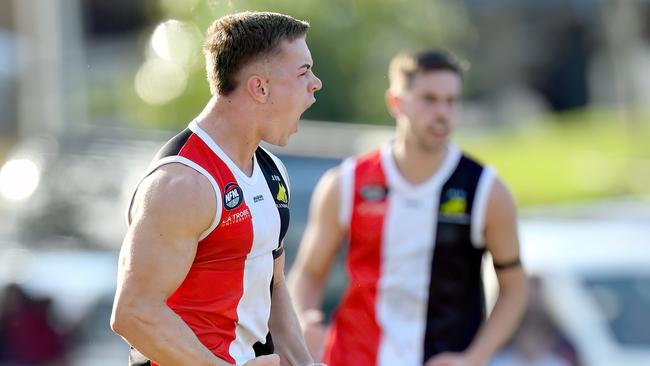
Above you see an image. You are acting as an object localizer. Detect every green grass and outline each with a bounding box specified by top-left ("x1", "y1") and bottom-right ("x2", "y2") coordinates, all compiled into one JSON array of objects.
[{"x1": 456, "y1": 109, "x2": 650, "y2": 206}]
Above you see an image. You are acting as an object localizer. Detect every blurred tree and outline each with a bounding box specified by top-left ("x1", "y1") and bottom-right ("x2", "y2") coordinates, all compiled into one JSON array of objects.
[{"x1": 126, "y1": 0, "x2": 473, "y2": 129}]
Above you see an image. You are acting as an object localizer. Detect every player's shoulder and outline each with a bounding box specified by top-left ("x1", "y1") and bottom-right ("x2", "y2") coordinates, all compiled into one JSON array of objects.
[
  {"x1": 315, "y1": 149, "x2": 369, "y2": 198},
  {"x1": 457, "y1": 148, "x2": 487, "y2": 170},
  {"x1": 351, "y1": 146, "x2": 383, "y2": 165},
  {"x1": 455, "y1": 149, "x2": 511, "y2": 197},
  {"x1": 321, "y1": 147, "x2": 374, "y2": 184},
  {"x1": 137, "y1": 164, "x2": 214, "y2": 212},
  {"x1": 152, "y1": 162, "x2": 211, "y2": 188},
  {"x1": 489, "y1": 176, "x2": 515, "y2": 205},
  {"x1": 454, "y1": 146, "x2": 516, "y2": 205},
  {"x1": 130, "y1": 163, "x2": 215, "y2": 233}
]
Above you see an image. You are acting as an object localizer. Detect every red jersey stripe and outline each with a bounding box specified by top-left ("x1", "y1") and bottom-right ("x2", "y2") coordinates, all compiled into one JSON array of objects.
[{"x1": 322, "y1": 150, "x2": 386, "y2": 366}]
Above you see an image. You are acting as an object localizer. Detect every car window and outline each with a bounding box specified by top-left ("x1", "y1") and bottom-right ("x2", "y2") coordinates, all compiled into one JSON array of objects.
[{"x1": 584, "y1": 275, "x2": 650, "y2": 346}]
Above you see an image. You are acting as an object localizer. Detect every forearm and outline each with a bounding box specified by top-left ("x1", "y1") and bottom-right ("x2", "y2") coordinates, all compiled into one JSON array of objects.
[
  {"x1": 269, "y1": 281, "x2": 314, "y2": 366},
  {"x1": 287, "y1": 270, "x2": 326, "y2": 317},
  {"x1": 465, "y1": 277, "x2": 528, "y2": 365},
  {"x1": 112, "y1": 302, "x2": 231, "y2": 366}
]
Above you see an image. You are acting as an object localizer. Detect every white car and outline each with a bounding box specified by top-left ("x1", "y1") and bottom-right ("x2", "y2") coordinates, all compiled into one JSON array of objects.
[{"x1": 516, "y1": 205, "x2": 650, "y2": 366}]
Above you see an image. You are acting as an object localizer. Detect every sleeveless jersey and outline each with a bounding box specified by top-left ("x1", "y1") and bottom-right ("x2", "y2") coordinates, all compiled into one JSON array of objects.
[
  {"x1": 127, "y1": 120, "x2": 290, "y2": 365},
  {"x1": 322, "y1": 142, "x2": 496, "y2": 366}
]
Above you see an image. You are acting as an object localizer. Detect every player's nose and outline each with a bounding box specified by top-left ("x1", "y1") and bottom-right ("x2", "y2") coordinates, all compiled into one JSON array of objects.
[{"x1": 311, "y1": 74, "x2": 322, "y2": 92}]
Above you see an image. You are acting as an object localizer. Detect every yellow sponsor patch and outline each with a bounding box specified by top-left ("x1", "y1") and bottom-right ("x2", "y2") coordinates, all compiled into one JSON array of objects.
[
  {"x1": 276, "y1": 182, "x2": 288, "y2": 204},
  {"x1": 440, "y1": 196, "x2": 466, "y2": 216}
]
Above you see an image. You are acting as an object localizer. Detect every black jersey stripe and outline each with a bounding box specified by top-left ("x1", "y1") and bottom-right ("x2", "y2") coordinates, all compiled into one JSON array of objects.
[
  {"x1": 423, "y1": 155, "x2": 487, "y2": 361},
  {"x1": 253, "y1": 332, "x2": 275, "y2": 357},
  {"x1": 153, "y1": 127, "x2": 193, "y2": 161},
  {"x1": 255, "y1": 148, "x2": 290, "y2": 249}
]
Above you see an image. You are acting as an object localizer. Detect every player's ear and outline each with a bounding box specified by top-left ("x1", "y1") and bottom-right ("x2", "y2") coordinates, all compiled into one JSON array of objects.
[
  {"x1": 386, "y1": 89, "x2": 402, "y2": 119},
  {"x1": 246, "y1": 74, "x2": 269, "y2": 103}
]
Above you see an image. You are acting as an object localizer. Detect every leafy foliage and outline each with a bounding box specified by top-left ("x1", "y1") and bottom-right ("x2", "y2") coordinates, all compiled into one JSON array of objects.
[{"x1": 127, "y1": 0, "x2": 472, "y2": 127}]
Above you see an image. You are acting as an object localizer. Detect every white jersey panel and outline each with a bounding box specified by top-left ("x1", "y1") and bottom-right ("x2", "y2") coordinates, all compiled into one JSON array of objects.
[
  {"x1": 376, "y1": 142, "x2": 463, "y2": 366},
  {"x1": 377, "y1": 191, "x2": 438, "y2": 366},
  {"x1": 228, "y1": 160, "x2": 281, "y2": 363}
]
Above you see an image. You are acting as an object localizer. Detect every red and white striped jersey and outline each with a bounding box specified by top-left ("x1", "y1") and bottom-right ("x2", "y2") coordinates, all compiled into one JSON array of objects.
[
  {"x1": 322, "y1": 142, "x2": 495, "y2": 366},
  {"x1": 127, "y1": 120, "x2": 290, "y2": 365}
]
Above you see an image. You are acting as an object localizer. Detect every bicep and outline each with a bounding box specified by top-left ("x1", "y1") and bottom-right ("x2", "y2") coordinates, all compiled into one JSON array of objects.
[
  {"x1": 484, "y1": 178, "x2": 523, "y2": 278},
  {"x1": 292, "y1": 168, "x2": 346, "y2": 281},
  {"x1": 117, "y1": 218, "x2": 198, "y2": 303},
  {"x1": 116, "y1": 167, "x2": 215, "y2": 304}
]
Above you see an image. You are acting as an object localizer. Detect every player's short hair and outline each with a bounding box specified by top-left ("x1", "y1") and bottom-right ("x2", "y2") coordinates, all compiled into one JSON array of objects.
[
  {"x1": 388, "y1": 50, "x2": 466, "y2": 94},
  {"x1": 204, "y1": 11, "x2": 310, "y2": 95}
]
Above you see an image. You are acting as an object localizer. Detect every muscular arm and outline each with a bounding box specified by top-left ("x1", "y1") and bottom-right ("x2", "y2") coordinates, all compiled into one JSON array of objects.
[
  {"x1": 287, "y1": 167, "x2": 347, "y2": 358},
  {"x1": 461, "y1": 178, "x2": 528, "y2": 366},
  {"x1": 110, "y1": 164, "x2": 232, "y2": 366},
  {"x1": 268, "y1": 253, "x2": 313, "y2": 366}
]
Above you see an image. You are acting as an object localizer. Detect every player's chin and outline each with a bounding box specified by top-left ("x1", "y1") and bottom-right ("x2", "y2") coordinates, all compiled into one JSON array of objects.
[
  {"x1": 420, "y1": 136, "x2": 447, "y2": 152},
  {"x1": 275, "y1": 138, "x2": 289, "y2": 147},
  {"x1": 265, "y1": 133, "x2": 291, "y2": 147}
]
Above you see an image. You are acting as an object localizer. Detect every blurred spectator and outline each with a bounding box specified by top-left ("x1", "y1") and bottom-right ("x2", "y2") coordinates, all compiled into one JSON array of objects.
[
  {"x1": 0, "y1": 284, "x2": 68, "y2": 366},
  {"x1": 491, "y1": 277, "x2": 578, "y2": 366}
]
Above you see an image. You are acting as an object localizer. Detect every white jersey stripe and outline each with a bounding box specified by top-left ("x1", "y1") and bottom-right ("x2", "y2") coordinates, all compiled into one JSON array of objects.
[
  {"x1": 230, "y1": 254, "x2": 275, "y2": 363},
  {"x1": 377, "y1": 190, "x2": 438, "y2": 366},
  {"x1": 380, "y1": 142, "x2": 462, "y2": 198},
  {"x1": 229, "y1": 156, "x2": 282, "y2": 362},
  {"x1": 376, "y1": 143, "x2": 461, "y2": 366}
]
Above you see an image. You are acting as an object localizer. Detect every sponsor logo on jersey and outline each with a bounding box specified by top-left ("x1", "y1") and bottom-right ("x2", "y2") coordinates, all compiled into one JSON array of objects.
[
  {"x1": 440, "y1": 188, "x2": 467, "y2": 216},
  {"x1": 360, "y1": 184, "x2": 388, "y2": 202},
  {"x1": 220, "y1": 208, "x2": 251, "y2": 227},
  {"x1": 439, "y1": 188, "x2": 470, "y2": 224},
  {"x1": 253, "y1": 194, "x2": 264, "y2": 203},
  {"x1": 276, "y1": 182, "x2": 288, "y2": 204},
  {"x1": 357, "y1": 201, "x2": 386, "y2": 216},
  {"x1": 224, "y1": 182, "x2": 243, "y2": 210}
]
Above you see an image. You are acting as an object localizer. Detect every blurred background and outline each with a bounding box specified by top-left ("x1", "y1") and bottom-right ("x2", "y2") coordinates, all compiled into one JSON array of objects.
[{"x1": 0, "y1": 0, "x2": 649, "y2": 365}]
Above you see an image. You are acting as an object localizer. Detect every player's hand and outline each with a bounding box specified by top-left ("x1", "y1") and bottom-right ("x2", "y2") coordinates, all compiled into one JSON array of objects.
[
  {"x1": 425, "y1": 352, "x2": 474, "y2": 366},
  {"x1": 243, "y1": 354, "x2": 280, "y2": 366},
  {"x1": 300, "y1": 309, "x2": 327, "y2": 361}
]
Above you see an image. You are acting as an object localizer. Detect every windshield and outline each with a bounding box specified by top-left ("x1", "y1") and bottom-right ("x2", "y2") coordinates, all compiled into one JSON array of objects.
[{"x1": 584, "y1": 275, "x2": 650, "y2": 347}]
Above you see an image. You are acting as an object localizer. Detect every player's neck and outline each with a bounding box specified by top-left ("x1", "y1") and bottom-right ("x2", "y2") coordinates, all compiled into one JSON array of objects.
[
  {"x1": 195, "y1": 96, "x2": 260, "y2": 176},
  {"x1": 392, "y1": 138, "x2": 448, "y2": 185}
]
